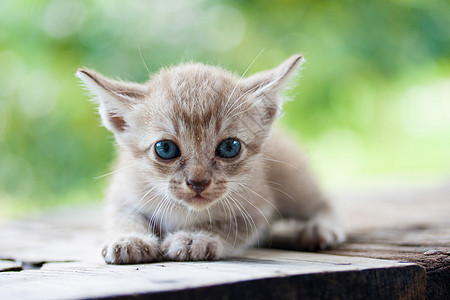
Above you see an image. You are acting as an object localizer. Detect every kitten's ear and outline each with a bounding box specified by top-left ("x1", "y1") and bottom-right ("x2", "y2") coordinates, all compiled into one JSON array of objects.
[
  {"x1": 75, "y1": 68, "x2": 148, "y2": 133},
  {"x1": 240, "y1": 54, "x2": 304, "y2": 122}
]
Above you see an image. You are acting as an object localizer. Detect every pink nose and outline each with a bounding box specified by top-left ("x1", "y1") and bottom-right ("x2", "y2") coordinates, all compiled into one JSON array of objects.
[{"x1": 186, "y1": 179, "x2": 210, "y2": 194}]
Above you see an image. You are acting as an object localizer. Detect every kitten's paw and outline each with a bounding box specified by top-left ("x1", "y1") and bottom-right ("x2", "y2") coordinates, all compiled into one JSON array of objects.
[
  {"x1": 296, "y1": 217, "x2": 346, "y2": 251},
  {"x1": 162, "y1": 231, "x2": 223, "y2": 261},
  {"x1": 102, "y1": 235, "x2": 160, "y2": 264}
]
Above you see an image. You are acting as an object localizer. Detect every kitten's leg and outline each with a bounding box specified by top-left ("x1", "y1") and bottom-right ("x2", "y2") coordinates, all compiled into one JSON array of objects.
[
  {"x1": 102, "y1": 205, "x2": 160, "y2": 264},
  {"x1": 161, "y1": 214, "x2": 266, "y2": 261},
  {"x1": 161, "y1": 230, "x2": 224, "y2": 261},
  {"x1": 271, "y1": 204, "x2": 346, "y2": 250},
  {"x1": 265, "y1": 131, "x2": 346, "y2": 250},
  {"x1": 294, "y1": 204, "x2": 345, "y2": 250}
]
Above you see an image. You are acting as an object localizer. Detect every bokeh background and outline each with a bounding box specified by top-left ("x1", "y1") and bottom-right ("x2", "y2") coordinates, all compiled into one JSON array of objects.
[{"x1": 1, "y1": 0, "x2": 449, "y2": 218}]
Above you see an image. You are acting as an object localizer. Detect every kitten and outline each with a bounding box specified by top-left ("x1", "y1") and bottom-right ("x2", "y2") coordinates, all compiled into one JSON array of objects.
[{"x1": 76, "y1": 54, "x2": 345, "y2": 264}]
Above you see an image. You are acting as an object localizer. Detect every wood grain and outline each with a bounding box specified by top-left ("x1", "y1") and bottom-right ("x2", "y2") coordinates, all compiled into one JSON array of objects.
[
  {"x1": 0, "y1": 260, "x2": 21, "y2": 272},
  {"x1": 0, "y1": 250, "x2": 425, "y2": 300}
]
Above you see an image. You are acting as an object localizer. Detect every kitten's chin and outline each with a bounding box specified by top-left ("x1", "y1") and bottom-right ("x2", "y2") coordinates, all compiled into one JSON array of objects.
[{"x1": 183, "y1": 195, "x2": 216, "y2": 210}]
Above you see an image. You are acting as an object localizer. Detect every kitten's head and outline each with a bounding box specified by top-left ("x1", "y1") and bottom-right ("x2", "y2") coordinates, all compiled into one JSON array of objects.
[{"x1": 77, "y1": 55, "x2": 303, "y2": 210}]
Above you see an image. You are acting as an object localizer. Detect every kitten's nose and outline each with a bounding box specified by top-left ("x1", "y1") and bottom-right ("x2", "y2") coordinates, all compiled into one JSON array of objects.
[{"x1": 186, "y1": 178, "x2": 211, "y2": 194}]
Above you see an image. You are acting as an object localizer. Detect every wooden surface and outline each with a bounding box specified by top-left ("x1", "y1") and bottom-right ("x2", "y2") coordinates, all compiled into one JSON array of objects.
[
  {"x1": 272, "y1": 181, "x2": 450, "y2": 299},
  {"x1": 333, "y1": 181, "x2": 450, "y2": 300},
  {"x1": 0, "y1": 250, "x2": 424, "y2": 300},
  {"x1": 0, "y1": 181, "x2": 449, "y2": 299},
  {"x1": 0, "y1": 260, "x2": 21, "y2": 272}
]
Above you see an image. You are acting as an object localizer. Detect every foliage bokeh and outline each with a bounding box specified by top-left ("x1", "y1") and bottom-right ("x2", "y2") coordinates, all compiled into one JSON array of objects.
[{"x1": 1, "y1": 0, "x2": 449, "y2": 217}]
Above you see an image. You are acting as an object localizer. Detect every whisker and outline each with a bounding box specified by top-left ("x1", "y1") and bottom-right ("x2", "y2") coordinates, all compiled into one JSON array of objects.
[
  {"x1": 131, "y1": 186, "x2": 159, "y2": 217},
  {"x1": 223, "y1": 196, "x2": 239, "y2": 248},
  {"x1": 233, "y1": 191, "x2": 272, "y2": 246},
  {"x1": 204, "y1": 207, "x2": 211, "y2": 231},
  {"x1": 219, "y1": 199, "x2": 232, "y2": 241},
  {"x1": 156, "y1": 198, "x2": 167, "y2": 236},
  {"x1": 228, "y1": 194, "x2": 258, "y2": 246},
  {"x1": 114, "y1": 90, "x2": 148, "y2": 97},
  {"x1": 227, "y1": 76, "x2": 280, "y2": 119},
  {"x1": 265, "y1": 180, "x2": 284, "y2": 187},
  {"x1": 226, "y1": 81, "x2": 270, "y2": 116},
  {"x1": 238, "y1": 182, "x2": 282, "y2": 219},
  {"x1": 185, "y1": 207, "x2": 192, "y2": 227},
  {"x1": 263, "y1": 184, "x2": 296, "y2": 205},
  {"x1": 148, "y1": 194, "x2": 167, "y2": 235},
  {"x1": 138, "y1": 45, "x2": 151, "y2": 77},
  {"x1": 226, "y1": 84, "x2": 258, "y2": 113},
  {"x1": 93, "y1": 163, "x2": 138, "y2": 181},
  {"x1": 261, "y1": 156, "x2": 305, "y2": 174},
  {"x1": 224, "y1": 49, "x2": 265, "y2": 109},
  {"x1": 118, "y1": 185, "x2": 159, "y2": 230},
  {"x1": 160, "y1": 196, "x2": 173, "y2": 237},
  {"x1": 227, "y1": 195, "x2": 250, "y2": 241}
]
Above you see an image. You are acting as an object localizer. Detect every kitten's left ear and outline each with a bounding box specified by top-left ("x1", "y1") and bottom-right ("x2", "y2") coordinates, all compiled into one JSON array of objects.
[
  {"x1": 240, "y1": 54, "x2": 304, "y2": 122},
  {"x1": 76, "y1": 68, "x2": 148, "y2": 134}
]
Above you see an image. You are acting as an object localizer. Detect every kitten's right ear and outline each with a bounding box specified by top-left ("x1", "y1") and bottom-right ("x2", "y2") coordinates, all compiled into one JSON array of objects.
[
  {"x1": 75, "y1": 68, "x2": 148, "y2": 133},
  {"x1": 239, "y1": 54, "x2": 304, "y2": 125}
]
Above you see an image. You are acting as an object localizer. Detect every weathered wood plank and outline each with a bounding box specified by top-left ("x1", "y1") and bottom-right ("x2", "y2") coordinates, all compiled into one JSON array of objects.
[
  {"x1": 333, "y1": 181, "x2": 450, "y2": 231},
  {"x1": 326, "y1": 183, "x2": 450, "y2": 300},
  {"x1": 322, "y1": 225, "x2": 450, "y2": 300},
  {"x1": 0, "y1": 260, "x2": 21, "y2": 272},
  {"x1": 266, "y1": 182, "x2": 450, "y2": 300},
  {"x1": 0, "y1": 250, "x2": 425, "y2": 300},
  {"x1": 0, "y1": 207, "x2": 103, "y2": 263}
]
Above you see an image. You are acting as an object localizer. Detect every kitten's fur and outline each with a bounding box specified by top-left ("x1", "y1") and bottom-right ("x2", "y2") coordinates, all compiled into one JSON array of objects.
[{"x1": 76, "y1": 54, "x2": 345, "y2": 264}]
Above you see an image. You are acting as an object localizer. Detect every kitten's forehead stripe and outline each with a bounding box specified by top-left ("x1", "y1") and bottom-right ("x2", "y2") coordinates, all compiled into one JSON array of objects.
[
  {"x1": 214, "y1": 117, "x2": 222, "y2": 134},
  {"x1": 153, "y1": 65, "x2": 244, "y2": 146},
  {"x1": 142, "y1": 62, "x2": 273, "y2": 180},
  {"x1": 172, "y1": 119, "x2": 180, "y2": 135},
  {"x1": 129, "y1": 62, "x2": 274, "y2": 187}
]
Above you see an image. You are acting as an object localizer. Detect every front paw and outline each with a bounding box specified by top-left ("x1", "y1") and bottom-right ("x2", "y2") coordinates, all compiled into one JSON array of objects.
[
  {"x1": 102, "y1": 235, "x2": 160, "y2": 264},
  {"x1": 161, "y1": 231, "x2": 223, "y2": 261},
  {"x1": 296, "y1": 218, "x2": 346, "y2": 251}
]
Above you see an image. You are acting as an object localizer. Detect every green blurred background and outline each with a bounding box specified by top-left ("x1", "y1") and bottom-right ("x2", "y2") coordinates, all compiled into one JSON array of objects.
[{"x1": 1, "y1": 0, "x2": 449, "y2": 218}]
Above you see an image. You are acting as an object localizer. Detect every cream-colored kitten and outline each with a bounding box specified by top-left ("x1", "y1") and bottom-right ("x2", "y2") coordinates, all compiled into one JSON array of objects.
[{"x1": 76, "y1": 54, "x2": 345, "y2": 264}]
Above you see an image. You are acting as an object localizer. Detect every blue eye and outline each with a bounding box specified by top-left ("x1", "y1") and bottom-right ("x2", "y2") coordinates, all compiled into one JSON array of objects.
[
  {"x1": 216, "y1": 138, "x2": 241, "y2": 158},
  {"x1": 155, "y1": 140, "x2": 180, "y2": 160}
]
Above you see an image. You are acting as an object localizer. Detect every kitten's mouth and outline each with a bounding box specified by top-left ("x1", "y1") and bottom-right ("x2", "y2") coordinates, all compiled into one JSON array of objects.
[{"x1": 185, "y1": 195, "x2": 213, "y2": 209}]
